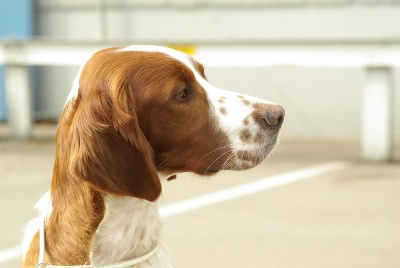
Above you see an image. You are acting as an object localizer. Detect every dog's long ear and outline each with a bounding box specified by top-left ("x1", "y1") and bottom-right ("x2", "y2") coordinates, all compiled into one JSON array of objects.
[{"x1": 65, "y1": 72, "x2": 162, "y2": 202}]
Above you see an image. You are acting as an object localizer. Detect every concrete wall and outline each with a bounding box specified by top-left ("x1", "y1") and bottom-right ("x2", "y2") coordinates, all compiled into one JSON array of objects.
[{"x1": 34, "y1": 1, "x2": 400, "y2": 140}]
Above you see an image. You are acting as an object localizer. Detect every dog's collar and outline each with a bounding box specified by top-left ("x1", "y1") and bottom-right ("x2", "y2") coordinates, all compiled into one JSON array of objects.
[{"x1": 35, "y1": 217, "x2": 159, "y2": 268}]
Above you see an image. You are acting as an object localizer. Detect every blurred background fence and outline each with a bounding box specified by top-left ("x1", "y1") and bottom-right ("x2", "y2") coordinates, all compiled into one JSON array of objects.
[{"x1": 0, "y1": 0, "x2": 400, "y2": 161}]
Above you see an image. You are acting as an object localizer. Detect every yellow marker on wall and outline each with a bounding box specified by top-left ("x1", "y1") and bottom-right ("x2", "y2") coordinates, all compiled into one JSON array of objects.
[{"x1": 167, "y1": 45, "x2": 197, "y2": 55}]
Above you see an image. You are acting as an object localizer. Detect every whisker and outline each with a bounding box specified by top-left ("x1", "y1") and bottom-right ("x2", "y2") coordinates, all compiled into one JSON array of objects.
[
  {"x1": 157, "y1": 159, "x2": 169, "y2": 169},
  {"x1": 199, "y1": 144, "x2": 231, "y2": 160},
  {"x1": 204, "y1": 150, "x2": 232, "y2": 174},
  {"x1": 220, "y1": 151, "x2": 236, "y2": 170}
]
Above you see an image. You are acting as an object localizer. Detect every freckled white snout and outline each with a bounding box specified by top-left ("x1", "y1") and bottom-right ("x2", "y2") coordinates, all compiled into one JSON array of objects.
[{"x1": 263, "y1": 104, "x2": 285, "y2": 128}]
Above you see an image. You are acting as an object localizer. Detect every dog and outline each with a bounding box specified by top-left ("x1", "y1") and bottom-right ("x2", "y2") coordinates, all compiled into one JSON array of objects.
[{"x1": 22, "y1": 45, "x2": 284, "y2": 268}]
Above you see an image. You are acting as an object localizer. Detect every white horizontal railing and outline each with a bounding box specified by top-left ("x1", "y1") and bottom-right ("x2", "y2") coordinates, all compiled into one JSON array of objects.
[
  {"x1": 0, "y1": 38, "x2": 398, "y2": 161},
  {"x1": 2, "y1": 38, "x2": 400, "y2": 66}
]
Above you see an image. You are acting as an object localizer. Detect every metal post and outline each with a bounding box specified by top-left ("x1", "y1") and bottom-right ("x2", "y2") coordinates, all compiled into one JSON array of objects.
[
  {"x1": 362, "y1": 67, "x2": 393, "y2": 161},
  {"x1": 4, "y1": 64, "x2": 32, "y2": 138}
]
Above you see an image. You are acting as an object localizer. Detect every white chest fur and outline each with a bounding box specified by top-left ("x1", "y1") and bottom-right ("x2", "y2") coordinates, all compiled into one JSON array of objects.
[{"x1": 91, "y1": 195, "x2": 172, "y2": 268}]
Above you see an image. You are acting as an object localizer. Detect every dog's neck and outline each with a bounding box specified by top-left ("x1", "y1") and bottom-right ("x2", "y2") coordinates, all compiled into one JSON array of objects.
[
  {"x1": 34, "y1": 174, "x2": 168, "y2": 267},
  {"x1": 25, "y1": 164, "x2": 173, "y2": 267},
  {"x1": 90, "y1": 195, "x2": 162, "y2": 265}
]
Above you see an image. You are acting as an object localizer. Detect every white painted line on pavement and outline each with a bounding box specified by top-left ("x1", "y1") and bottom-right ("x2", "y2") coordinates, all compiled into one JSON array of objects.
[
  {"x1": 0, "y1": 246, "x2": 22, "y2": 264},
  {"x1": 0, "y1": 161, "x2": 349, "y2": 264},
  {"x1": 159, "y1": 161, "x2": 349, "y2": 217}
]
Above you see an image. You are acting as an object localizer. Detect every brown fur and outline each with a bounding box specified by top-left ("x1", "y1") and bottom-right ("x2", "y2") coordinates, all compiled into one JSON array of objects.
[{"x1": 22, "y1": 48, "x2": 232, "y2": 267}]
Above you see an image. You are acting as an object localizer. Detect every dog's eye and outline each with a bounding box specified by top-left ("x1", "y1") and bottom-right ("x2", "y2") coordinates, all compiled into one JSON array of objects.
[{"x1": 175, "y1": 88, "x2": 191, "y2": 101}]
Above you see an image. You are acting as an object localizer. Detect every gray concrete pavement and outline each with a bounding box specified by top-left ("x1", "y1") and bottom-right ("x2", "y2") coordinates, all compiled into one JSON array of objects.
[{"x1": 0, "y1": 124, "x2": 399, "y2": 267}]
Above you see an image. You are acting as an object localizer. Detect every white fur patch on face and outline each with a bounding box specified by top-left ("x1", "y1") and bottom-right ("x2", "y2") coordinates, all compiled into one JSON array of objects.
[
  {"x1": 117, "y1": 45, "x2": 192, "y2": 67},
  {"x1": 199, "y1": 81, "x2": 279, "y2": 169}
]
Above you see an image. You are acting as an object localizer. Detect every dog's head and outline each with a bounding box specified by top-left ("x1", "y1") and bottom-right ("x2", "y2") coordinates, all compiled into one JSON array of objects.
[{"x1": 56, "y1": 46, "x2": 284, "y2": 202}]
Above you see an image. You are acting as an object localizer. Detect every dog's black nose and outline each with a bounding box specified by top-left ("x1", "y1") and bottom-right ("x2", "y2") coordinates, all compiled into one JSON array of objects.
[{"x1": 263, "y1": 104, "x2": 285, "y2": 128}]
